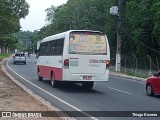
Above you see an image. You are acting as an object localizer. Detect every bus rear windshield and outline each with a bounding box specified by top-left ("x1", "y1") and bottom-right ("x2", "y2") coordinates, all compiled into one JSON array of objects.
[{"x1": 69, "y1": 31, "x2": 107, "y2": 55}]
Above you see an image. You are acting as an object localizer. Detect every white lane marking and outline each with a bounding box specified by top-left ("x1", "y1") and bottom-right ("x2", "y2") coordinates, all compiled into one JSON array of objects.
[
  {"x1": 6, "y1": 58, "x2": 98, "y2": 120},
  {"x1": 108, "y1": 87, "x2": 133, "y2": 95}
]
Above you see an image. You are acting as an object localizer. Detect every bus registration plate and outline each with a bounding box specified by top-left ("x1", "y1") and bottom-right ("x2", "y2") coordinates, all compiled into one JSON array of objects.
[{"x1": 83, "y1": 76, "x2": 92, "y2": 80}]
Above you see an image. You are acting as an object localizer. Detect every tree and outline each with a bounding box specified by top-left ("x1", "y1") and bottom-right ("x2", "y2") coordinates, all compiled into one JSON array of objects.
[
  {"x1": 5, "y1": 0, "x2": 29, "y2": 19},
  {"x1": 125, "y1": 0, "x2": 160, "y2": 69},
  {"x1": 34, "y1": 0, "x2": 160, "y2": 70},
  {"x1": 45, "y1": 5, "x2": 57, "y2": 23},
  {"x1": 0, "y1": 0, "x2": 29, "y2": 53},
  {"x1": 151, "y1": 1, "x2": 160, "y2": 46}
]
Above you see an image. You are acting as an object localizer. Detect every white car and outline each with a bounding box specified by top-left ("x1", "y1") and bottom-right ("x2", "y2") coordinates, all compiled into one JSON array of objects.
[{"x1": 13, "y1": 53, "x2": 26, "y2": 64}]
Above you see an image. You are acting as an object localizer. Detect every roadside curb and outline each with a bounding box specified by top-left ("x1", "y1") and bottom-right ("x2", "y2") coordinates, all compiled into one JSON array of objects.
[
  {"x1": 1, "y1": 58, "x2": 76, "y2": 120},
  {"x1": 109, "y1": 71, "x2": 146, "y2": 82}
]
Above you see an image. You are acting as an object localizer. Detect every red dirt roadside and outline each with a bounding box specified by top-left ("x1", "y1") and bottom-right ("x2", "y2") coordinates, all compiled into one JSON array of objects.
[{"x1": 0, "y1": 59, "x2": 71, "y2": 120}]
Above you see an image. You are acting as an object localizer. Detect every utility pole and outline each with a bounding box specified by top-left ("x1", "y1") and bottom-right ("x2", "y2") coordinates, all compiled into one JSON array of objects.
[
  {"x1": 110, "y1": 0, "x2": 125, "y2": 72},
  {"x1": 115, "y1": 0, "x2": 123, "y2": 72}
]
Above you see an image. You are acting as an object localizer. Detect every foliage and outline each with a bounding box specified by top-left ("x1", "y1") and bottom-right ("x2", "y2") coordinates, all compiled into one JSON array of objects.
[
  {"x1": 125, "y1": 71, "x2": 148, "y2": 79},
  {"x1": 6, "y1": 0, "x2": 29, "y2": 19},
  {"x1": 16, "y1": 31, "x2": 35, "y2": 52},
  {"x1": 0, "y1": 53, "x2": 11, "y2": 60},
  {"x1": 45, "y1": 5, "x2": 57, "y2": 23},
  {"x1": 33, "y1": 0, "x2": 160, "y2": 70},
  {"x1": 124, "y1": 0, "x2": 160, "y2": 69},
  {"x1": 151, "y1": 1, "x2": 160, "y2": 45},
  {"x1": 0, "y1": 0, "x2": 29, "y2": 53}
]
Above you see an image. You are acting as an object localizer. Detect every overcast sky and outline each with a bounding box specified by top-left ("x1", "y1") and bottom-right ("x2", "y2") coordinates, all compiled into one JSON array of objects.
[{"x1": 20, "y1": 0, "x2": 68, "y2": 32}]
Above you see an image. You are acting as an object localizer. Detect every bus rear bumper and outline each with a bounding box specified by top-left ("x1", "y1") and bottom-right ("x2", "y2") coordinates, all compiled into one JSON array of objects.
[{"x1": 63, "y1": 72, "x2": 109, "y2": 82}]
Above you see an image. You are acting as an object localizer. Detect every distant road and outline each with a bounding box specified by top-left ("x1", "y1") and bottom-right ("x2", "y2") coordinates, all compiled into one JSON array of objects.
[{"x1": 4, "y1": 54, "x2": 160, "y2": 120}]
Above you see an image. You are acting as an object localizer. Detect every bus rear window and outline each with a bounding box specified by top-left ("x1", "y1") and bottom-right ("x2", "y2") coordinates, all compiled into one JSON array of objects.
[{"x1": 69, "y1": 32, "x2": 107, "y2": 55}]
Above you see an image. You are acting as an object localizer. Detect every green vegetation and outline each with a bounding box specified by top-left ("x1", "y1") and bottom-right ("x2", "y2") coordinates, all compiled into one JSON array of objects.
[
  {"x1": 0, "y1": 54, "x2": 12, "y2": 61},
  {"x1": 124, "y1": 71, "x2": 148, "y2": 79},
  {"x1": 30, "y1": 0, "x2": 160, "y2": 70},
  {"x1": 1, "y1": 0, "x2": 160, "y2": 71},
  {"x1": 16, "y1": 31, "x2": 36, "y2": 52},
  {"x1": 0, "y1": 0, "x2": 29, "y2": 54}
]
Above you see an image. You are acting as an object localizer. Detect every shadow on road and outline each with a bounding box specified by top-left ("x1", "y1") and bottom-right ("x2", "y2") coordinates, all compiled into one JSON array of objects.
[{"x1": 41, "y1": 80, "x2": 103, "y2": 94}]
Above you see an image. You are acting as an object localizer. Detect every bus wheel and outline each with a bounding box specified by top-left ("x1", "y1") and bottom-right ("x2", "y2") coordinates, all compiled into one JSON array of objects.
[
  {"x1": 82, "y1": 82, "x2": 94, "y2": 90},
  {"x1": 51, "y1": 74, "x2": 58, "y2": 88},
  {"x1": 38, "y1": 74, "x2": 43, "y2": 81}
]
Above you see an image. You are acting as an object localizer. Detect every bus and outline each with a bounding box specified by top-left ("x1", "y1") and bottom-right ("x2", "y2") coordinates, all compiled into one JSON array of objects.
[{"x1": 36, "y1": 30, "x2": 110, "y2": 89}]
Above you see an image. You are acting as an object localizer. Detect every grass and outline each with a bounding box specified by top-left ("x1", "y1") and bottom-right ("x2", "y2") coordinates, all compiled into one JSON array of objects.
[
  {"x1": 0, "y1": 53, "x2": 12, "y2": 61},
  {"x1": 124, "y1": 71, "x2": 148, "y2": 79}
]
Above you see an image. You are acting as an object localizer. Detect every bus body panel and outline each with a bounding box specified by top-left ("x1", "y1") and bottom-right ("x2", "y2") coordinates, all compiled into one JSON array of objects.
[
  {"x1": 62, "y1": 31, "x2": 110, "y2": 82},
  {"x1": 37, "y1": 65, "x2": 63, "y2": 80},
  {"x1": 68, "y1": 55, "x2": 107, "y2": 74},
  {"x1": 37, "y1": 56, "x2": 63, "y2": 80}
]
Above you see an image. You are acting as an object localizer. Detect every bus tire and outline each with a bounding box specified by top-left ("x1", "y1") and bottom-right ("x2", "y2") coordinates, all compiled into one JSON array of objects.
[
  {"x1": 38, "y1": 75, "x2": 43, "y2": 81},
  {"x1": 51, "y1": 74, "x2": 58, "y2": 88},
  {"x1": 38, "y1": 68, "x2": 43, "y2": 81},
  {"x1": 38, "y1": 69, "x2": 43, "y2": 81},
  {"x1": 82, "y1": 81, "x2": 94, "y2": 90}
]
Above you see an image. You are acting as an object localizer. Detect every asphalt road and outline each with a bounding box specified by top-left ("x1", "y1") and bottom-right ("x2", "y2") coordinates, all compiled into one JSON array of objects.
[{"x1": 4, "y1": 55, "x2": 160, "y2": 120}]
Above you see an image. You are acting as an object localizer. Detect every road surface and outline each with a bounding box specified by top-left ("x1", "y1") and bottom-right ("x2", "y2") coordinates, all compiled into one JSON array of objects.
[{"x1": 4, "y1": 55, "x2": 160, "y2": 120}]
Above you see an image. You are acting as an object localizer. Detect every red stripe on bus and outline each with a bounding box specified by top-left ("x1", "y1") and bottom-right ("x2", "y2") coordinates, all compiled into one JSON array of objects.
[{"x1": 37, "y1": 65, "x2": 62, "y2": 80}]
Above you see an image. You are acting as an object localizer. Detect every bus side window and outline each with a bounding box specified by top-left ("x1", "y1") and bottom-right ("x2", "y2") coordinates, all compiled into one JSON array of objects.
[
  {"x1": 54, "y1": 40, "x2": 59, "y2": 55},
  {"x1": 55, "y1": 39, "x2": 64, "y2": 55},
  {"x1": 55, "y1": 40, "x2": 59, "y2": 55},
  {"x1": 51, "y1": 41, "x2": 56, "y2": 55},
  {"x1": 41, "y1": 43, "x2": 45, "y2": 56},
  {"x1": 48, "y1": 41, "x2": 52, "y2": 55},
  {"x1": 59, "y1": 39, "x2": 64, "y2": 55},
  {"x1": 46, "y1": 42, "x2": 51, "y2": 55},
  {"x1": 44, "y1": 42, "x2": 49, "y2": 56},
  {"x1": 39, "y1": 43, "x2": 43, "y2": 56}
]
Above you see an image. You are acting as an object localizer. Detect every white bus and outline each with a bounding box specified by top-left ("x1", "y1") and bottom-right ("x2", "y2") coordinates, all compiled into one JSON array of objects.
[{"x1": 37, "y1": 30, "x2": 110, "y2": 89}]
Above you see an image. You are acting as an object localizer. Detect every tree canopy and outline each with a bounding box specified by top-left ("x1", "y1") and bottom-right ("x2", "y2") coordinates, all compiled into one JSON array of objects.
[
  {"x1": 0, "y1": 0, "x2": 29, "y2": 53},
  {"x1": 32, "y1": 0, "x2": 160, "y2": 69}
]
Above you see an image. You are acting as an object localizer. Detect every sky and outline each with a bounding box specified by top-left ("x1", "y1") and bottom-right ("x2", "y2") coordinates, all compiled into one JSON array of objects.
[{"x1": 20, "y1": 0, "x2": 68, "y2": 32}]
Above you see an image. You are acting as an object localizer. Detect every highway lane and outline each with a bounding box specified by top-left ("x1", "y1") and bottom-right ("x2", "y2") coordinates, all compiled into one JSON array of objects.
[{"x1": 4, "y1": 55, "x2": 160, "y2": 120}]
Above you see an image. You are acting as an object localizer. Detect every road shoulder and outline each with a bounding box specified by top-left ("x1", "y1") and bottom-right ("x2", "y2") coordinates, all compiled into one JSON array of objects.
[{"x1": 0, "y1": 58, "x2": 74, "y2": 120}]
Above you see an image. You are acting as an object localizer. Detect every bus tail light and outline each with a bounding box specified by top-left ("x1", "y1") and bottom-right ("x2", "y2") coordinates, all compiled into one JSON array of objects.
[
  {"x1": 106, "y1": 60, "x2": 110, "y2": 68},
  {"x1": 64, "y1": 59, "x2": 69, "y2": 69}
]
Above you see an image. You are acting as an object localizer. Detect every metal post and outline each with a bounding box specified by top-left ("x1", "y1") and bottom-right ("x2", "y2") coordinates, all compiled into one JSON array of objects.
[
  {"x1": 125, "y1": 56, "x2": 127, "y2": 72},
  {"x1": 115, "y1": 29, "x2": 121, "y2": 72},
  {"x1": 135, "y1": 57, "x2": 137, "y2": 73},
  {"x1": 156, "y1": 56, "x2": 159, "y2": 70},
  {"x1": 147, "y1": 55, "x2": 152, "y2": 75},
  {"x1": 133, "y1": 55, "x2": 137, "y2": 73}
]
